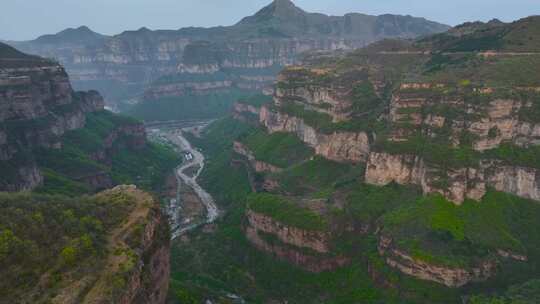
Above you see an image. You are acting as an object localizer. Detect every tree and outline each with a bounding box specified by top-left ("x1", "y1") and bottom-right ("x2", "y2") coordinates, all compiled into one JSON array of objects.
[{"x1": 60, "y1": 246, "x2": 78, "y2": 266}]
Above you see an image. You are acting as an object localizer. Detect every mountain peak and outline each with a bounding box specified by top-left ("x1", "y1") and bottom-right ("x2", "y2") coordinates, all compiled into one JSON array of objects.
[
  {"x1": 237, "y1": 0, "x2": 306, "y2": 25},
  {"x1": 35, "y1": 26, "x2": 105, "y2": 44},
  {"x1": 272, "y1": 0, "x2": 297, "y2": 11}
]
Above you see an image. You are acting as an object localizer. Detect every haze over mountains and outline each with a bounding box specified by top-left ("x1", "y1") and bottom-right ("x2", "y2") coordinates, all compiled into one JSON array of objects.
[{"x1": 8, "y1": 0, "x2": 449, "y2": 119}]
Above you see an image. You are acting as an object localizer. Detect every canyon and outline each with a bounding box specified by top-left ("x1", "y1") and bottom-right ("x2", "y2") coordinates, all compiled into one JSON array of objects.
[
  {"x1": 8, "y1": 0, "x2": 449, "y2": 115},
  {"x1": 227, "y1": 16, "x2": 540, "y2": 294},
  {"x1": 0, "y1": 42, "x2": 153, "y2": 192}
]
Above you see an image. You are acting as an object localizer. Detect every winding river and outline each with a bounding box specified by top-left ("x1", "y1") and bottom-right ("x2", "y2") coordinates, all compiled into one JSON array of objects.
[{"x1": 148, "y1": 121, "x2": 219, "y2": 239}]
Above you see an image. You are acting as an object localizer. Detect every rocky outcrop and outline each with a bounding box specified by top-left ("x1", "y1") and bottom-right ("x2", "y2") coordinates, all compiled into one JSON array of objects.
[
  {"x1": 246, "y1": 225, "x2": 349, "y2": 272},
  {"x1": 468, "y1": 99, "x2": 540, "y2": 150},
  {"x1": 389, "y1": 86, "x2": 540, "y2": 150},
  {"x1": 247, "y1": 210, "x2": 330, "y2": 253},
  {"x1": 118, "y1": 194, "x2": 170, "y2": 304},
  {"x1": 365, "y1": 152, "x2": 485, "y2": 204},
  {"x1": 144, "y1": 80, "x2": 234, "y2": 100},
  {"x1": 72, "y1": 186, "x2": 171, "y2": 304},
  {"x1": 378, "y1": 235, "x2": 497, "y2": 288},
  {"x1": 260, "y1": 106, "x2": 370, "y2": 163},
  {"x1": 483, "y1": 162, "x2": 540, "y2": 201},
  {"x1": 0, "y1": 42, "x2": 146, "y2": 192},
  {"x1": 233, "y1": 102, "x2": 261, "y2": 117},
  {"x1": 233, "y1": 141, "x2": 283, "y2": 173},
  {"x1": 232, "y1": 101, "x2": 264, "y2": 125},
  {"x1": 365, "y1": 152, "x2": 540, "y2": 204},
  {"x1": 91, "y1": 123, "x2": 147, "y2": 164},
  {"x1": 246, "y1": 210, "x2": 349, "y2": 272},
  {"x1": 0, "y1": 50, "x2": 105, "y2": 191}
]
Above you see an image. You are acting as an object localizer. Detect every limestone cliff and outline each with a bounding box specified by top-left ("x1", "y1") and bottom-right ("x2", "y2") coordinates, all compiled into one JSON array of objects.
[
  {"x1": 377, "y1": 235, "x2": 497, "y2": 288},
  {"x1": 0, "y1": 43, "x2": 104, "y2": 191},
  {"x1": 388, "y1": 85, "x2": 540, "y2": 150},
  {"x1": 246, "y1": 209, "x2": 349, "y2": 272},
  {"x1": 9, "y1": 1, "x2": 448, "y2": 106},
  {"x1": 232, "y1": 16, "x2": 540, "y2": 292},
  {"x1": 260, "y1": 105, "x2": 370, "y2": 163},
  {"x1": 0, "y1": 42, "x2": 148, "y2": 192}
]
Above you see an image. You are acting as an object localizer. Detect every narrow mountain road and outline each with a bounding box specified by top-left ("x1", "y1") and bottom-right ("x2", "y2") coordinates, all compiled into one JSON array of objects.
[{"x1": 162, "y1": 126, "x2": 219, "y2": 239}]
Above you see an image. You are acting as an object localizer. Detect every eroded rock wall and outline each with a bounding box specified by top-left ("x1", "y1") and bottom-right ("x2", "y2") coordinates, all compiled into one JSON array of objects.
[
  {"x1": 246, "y1": 210, "x2": 349, "y2": 272},
  {"x1": 378, "y1": 235, "x2": 497, "y2": 288},
  {"x1": 260, "y1": 106, "x2": 370, "y2": 163}
]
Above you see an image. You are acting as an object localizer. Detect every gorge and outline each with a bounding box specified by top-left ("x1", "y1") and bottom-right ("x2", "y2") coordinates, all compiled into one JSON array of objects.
[
  {"x1": 7, "y1": 0, "x2": 449, "y2": 120},
  {"x1": 3, "y1": 1, "x2": 540, "y2": 303}
]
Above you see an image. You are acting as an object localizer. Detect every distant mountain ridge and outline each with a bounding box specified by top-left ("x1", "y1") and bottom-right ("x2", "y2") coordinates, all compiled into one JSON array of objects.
[
  {"x1": 8, "y1": 0, "x2": 450, "y2": 117},
  {"x1": 34, "y1": 25, "x2": 107, "y2": 45}
]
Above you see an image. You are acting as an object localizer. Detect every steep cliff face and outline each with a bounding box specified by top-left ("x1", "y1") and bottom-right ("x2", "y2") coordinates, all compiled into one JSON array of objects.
[
  {"x1": 9, "y1": 0, "x2": 448, "y2": 108},
  {"x1": 365, "y1": 152, "x2": 487, "y2": 204},
  {"x1": 246, "y1": 209, "x2": 349, "y2": 272},
  {"x1": 113, "y1": 187, "x2": 170, "y2": 304},
  {"x1": 0, "y1": 185, "x2": 170, "y2": 304},
  {"x1": 388, "y1": 85, "x2": 540, "y2": 150},
  {"x1": 0, "y1": 42, "x2": 149, "y2": 192},
  {"x1": 229, "y1": 17, "x2": 540, "y2": 291},
  {"x1": 378, "y1": 235, "x2": 497, "y2": 288},
  {"x1": 232, "y1": 101, "x2": 263, "y2": 125},
  {"x1": 0, "y1": 43, "x2": 105, "y2": 191},
  {"x1": 260, "y1": 105, "x2": 370, "y2": 163}
]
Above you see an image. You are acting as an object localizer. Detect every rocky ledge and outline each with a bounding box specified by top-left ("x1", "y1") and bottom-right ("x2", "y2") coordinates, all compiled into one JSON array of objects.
[
  {"x1": 365, "y1": 152, "x2": 540, "y2": 204},
  {"x1": 233, "y1": 141, "x2": 283, "y2": 173},
  {"x1": 378, "y1": 235, "x2": 496, "y2": 288},
  {"x1": 246, "y1": 210, "x2": 349, "y2": 272}
]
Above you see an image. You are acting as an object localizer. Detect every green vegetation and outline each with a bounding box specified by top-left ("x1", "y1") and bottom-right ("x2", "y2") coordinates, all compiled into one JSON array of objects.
[
  {"x1": 110, "y1": 141, "x2": 179, "y2": 191},
  {"x1": 375, "y1": 134, "x2": 480, "y2": 169},
  {"x1": 421, "y1": 54, "x2": 540, "y2": 87},
  {"x1": 343, "y1": 183, "x2": 422, "y2": 225},
  {"x1": 273, "y1": 156, "x2": 363, "y2": 197},
  {"x1": 170, "y1": 225, "x2": 386, "y2": 303},
  {"x1": 247, "y1": 193, "x2": 327, "y2": 231},
  {"x1": 185, "y1": 117, "x2": 255, "y2": 206},
  {"x1": 129, "y1": 89, "x2": 257, "y2": 121},
  {"x1": 242, "y1": 130, "x2": 314, "y2": 168},
  {"x1": 484, "y1": 143, "x2": 540, "y2": 169},
  {"x1": 277, "y1": 100, "x2": 385, "y2": 134},
  {"x1": 169, "y1": 118, "x2": 460, "y2": 303},
  {"x1": 0, "y1": 191, "x2": 135, "y2": 301},
  {"x1": 35, "y1": 110, "x2": 179, "y2": 196},
  {"x1": 350, "y1": 81, "x2": 383, "y2": 115},
  {"x1": 382, "y1": 191, "x2": 540, "y2": 268},
  {"x1": 470, "y1": 279, "x2": 540, "y2": 303}
]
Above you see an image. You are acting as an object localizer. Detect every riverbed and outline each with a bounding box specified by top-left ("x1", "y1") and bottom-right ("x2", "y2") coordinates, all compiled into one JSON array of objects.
[{"x1": 147, "y1": 121, "x2": 219, "y2": 239}]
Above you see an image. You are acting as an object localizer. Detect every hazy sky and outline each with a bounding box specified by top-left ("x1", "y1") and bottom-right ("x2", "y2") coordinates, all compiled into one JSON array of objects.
[{"x1": 1, "y1": 0, "x2": 539, "y2": 41}]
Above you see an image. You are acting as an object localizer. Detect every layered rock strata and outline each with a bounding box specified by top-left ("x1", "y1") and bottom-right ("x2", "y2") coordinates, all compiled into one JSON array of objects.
[
  {"x1": 260, "y1": 106, "x2": 370, "y2": 163},
  {"x1": 378, "y1": 235, "x2": 497, "y2": 288},
  {"x1": 246, "y1": 210, "x2": 349, "y2": 272}
]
